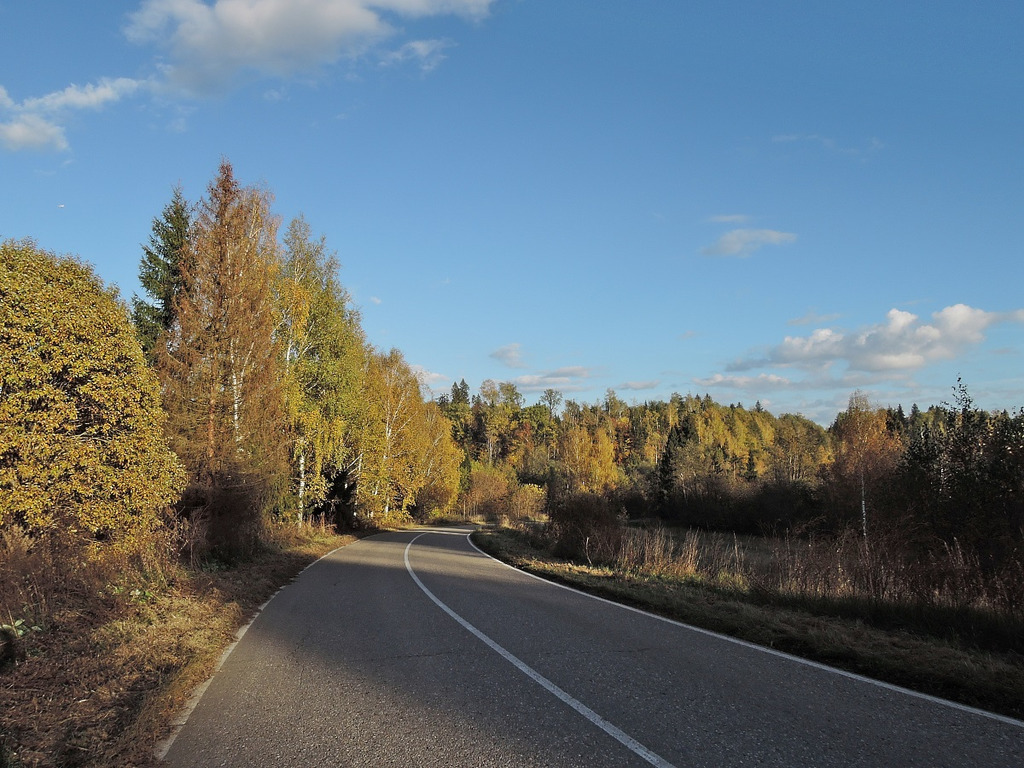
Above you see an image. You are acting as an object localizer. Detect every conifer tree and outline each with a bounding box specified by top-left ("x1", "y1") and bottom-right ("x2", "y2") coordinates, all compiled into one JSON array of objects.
[{"x1": 132, "y1": 186, "x2": 190, "y2": 361}]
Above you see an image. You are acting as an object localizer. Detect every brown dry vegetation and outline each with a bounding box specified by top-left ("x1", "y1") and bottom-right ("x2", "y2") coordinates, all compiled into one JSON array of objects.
[
  {"x1": 0, "y1": 522, "x2": 356, "y2": 767},
  {"x1": 473, "y1": 523, "x2": 1024, "y2": 722}
]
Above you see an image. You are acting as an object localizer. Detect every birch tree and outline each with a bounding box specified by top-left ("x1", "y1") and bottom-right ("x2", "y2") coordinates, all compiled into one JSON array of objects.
[
  {"x1": 277, "y1": 215, "x2": 366, "y2": 522},
  {"x1": 357, "y1": 350, "x2": 415, "y2": 520}
]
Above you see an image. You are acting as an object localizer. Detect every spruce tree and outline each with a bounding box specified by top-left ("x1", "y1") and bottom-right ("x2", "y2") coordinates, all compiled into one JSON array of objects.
[{"x1": 132, "y1": 186, "x2": 190, "y2": 361}]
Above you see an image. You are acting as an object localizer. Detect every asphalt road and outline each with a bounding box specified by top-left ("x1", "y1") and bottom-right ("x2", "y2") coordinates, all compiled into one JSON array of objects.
[{"x1": 161, "y1": 527, "x2": 1024, "y2": 767}]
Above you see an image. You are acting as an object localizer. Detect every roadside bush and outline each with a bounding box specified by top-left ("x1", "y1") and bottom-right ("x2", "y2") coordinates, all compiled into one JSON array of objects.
[
  {"x1": 0, "y1": 239, "x2": 184, "y2": 539},
  {"x1": 507, "y1": 484, "x2": 546, "y2": 524},
  {"x1": 547, "y1": 492, "x2": 624, "y2": 564},
  {"x1": 464, "y1": 464, "x2": 513, "y2": 519}
]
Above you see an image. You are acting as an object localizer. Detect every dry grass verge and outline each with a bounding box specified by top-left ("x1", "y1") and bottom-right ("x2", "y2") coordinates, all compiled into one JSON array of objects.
[
  {"x1": 0, "y1": 523, "x2": 358, "y2": 767},
  {"x1": 472, "y1": 525, "x2": 1024, "y2": 722}
]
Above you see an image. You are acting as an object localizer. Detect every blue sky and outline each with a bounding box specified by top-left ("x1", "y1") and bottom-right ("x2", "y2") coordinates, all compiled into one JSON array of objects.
[{"x1": 2, "y1": 1, "x2": 1022, "y2": 424}]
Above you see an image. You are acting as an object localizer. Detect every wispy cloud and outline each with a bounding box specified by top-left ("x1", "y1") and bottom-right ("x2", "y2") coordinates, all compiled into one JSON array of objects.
[
  {"x1": 513, "y1": 366, "x2": 593, "y2": 393},
  {"x1": 709, "y1": 214, "x2": 749, "y2": 224},
  {"x1": 490, "y1": 342, "x2": 526, "y2": 369},
  {"x1": 0, "y1": 78, "x2": 146, "y2": 152},
  {"x1": 788, "y1": 310, "x2": 841, "y2": 327},
  {"x1": 380, "y1": 39, "x2": 453, "y2": 72},
  {"x1": 695, "y1": 372, "x2": 794, "y2": 391},
  {"x1": 701, "y1": 228, "x2": 797, "y2": 257},
  {"x1": 125, "y1": 0, "x2": 493, "y2": 94},
  {"x1": 618, "y1": 380, "x2": 660, "y2": 391},
  {"x1": 410, "y1": 364, "x2": 448, "y2": 389}
]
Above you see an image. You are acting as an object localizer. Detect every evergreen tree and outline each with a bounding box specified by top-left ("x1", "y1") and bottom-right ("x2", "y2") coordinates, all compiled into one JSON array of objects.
[{"x1": 132, "y1": 186, "x2": 190, "y2": 361}]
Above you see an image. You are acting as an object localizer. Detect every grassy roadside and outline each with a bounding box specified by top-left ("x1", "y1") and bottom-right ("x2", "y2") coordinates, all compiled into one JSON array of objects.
[
  {"x1": 0, "y1": 524, "x2": 360, "y2": 768},
  {"x1": 472, "y1": 525, "x2": 1024, "y2": 723}
]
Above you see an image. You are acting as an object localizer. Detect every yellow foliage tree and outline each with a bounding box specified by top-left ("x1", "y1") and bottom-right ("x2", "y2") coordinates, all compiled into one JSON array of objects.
[
  {"x1": 0, "y1": 240, "x2": 184, "y2": 538},
  {"x1": 156, "y1": 161, "x2": 287, "y2": 554}
]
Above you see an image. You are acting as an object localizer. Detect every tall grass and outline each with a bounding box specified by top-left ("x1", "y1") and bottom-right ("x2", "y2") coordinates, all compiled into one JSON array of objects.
[{"x1": 602, "y1": 522, "x2": 1024, "y2": 653}]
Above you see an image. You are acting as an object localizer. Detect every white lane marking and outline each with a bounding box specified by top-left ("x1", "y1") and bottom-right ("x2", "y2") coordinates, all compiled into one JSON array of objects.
[
  {"x1": 465, "y1": 533, "x2": 1024, "y2": 730},
  {"x1": 404, "y1": 534, "x2": 677, "y2": 768}
]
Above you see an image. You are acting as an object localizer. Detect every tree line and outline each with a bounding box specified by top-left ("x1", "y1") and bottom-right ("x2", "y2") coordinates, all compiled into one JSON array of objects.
[
  {"x1": 2, "y1": 160, "x2": 461, "y2": 560},
  {"x1": 2, "y1": 158, "x2": 1020, "y2": 574},
  {"x1": 438, "y1": 378, "x2": 1024, "y2": 573}
]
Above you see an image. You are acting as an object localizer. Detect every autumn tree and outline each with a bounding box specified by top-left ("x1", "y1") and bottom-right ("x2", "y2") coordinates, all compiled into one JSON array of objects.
[
  {"x1": 827, "y1": 391, "x2": 902, "y2": 541},
  {"x1": 132, "y1": 186, "x2": 190, "y2": 362},
  {"x1": 541, "y1": 388, "x2": 563, "y2": 420},
  {"x1": 0, "y1": 240, "x2": 183, "y2": 538},
  {"x1": 413, "y1": 401, "x2": 464, "y2": 518},
  {"x1": 156, "y1": 161, "x2": 287, "y2": 555},
  {"x1": 276, "y1": 215, "x2": 367, "y2": 523},
  {"x1": 356, "y1": 349, "x2": 426, "y2": 521}
]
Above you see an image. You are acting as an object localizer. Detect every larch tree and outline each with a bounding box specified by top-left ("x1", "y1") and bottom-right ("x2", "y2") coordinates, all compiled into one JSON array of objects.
[
  {"x1": 0, "y1": 240, "x2": 184, "y2": 539},
  {"x1": 156, "y1": 160, "x2": 287, "y2": 554}
]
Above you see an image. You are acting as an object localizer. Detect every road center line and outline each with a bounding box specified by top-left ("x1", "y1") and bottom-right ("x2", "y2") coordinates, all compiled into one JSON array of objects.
[{"x1": 404, "y1": 534, "x2": 677, "y2": 768}]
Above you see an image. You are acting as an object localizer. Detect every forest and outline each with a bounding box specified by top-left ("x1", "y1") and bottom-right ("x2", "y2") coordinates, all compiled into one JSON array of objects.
[{"x1": 2, "y1": 158, "x2": 1023, "y2": 676}]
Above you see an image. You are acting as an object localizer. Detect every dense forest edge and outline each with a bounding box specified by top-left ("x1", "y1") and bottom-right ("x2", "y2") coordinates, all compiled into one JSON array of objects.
[{"x1": 2, "y1": 159, "x2": 1023, "y2": 763}]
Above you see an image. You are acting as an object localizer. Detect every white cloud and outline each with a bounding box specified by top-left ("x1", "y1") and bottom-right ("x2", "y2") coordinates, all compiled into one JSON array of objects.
[
  {"x1": 3, "y1": 1, "x2": 493, "y2": 152},
  {"x1": 729, "y1": 304, "x2": 1024, "y2": 376},
  {"x1": 709, "y1": 214, "x2": 749, "y2": 224},
  {"x1": 410, "y1": 364, "x2": 448, "y2": 388},
  {"x1": 125, "y1": 0, "x2": 493, "y2": 93},
  {"x1": 381, "y1": 39, "x2": 453, "y2": 71},
  {"x1": 490, "y1": 342, "x2": 526, "y2": 368},
  {"x1": 701, "y1": 228, "x2": 797, "y2": 257},
  {"x1": 694, "y1": 372, "x2": 794, "y2": 391},
  {"x1": 369, "y1": 296, "x2": 382, "y2": 305},
  {"x1": 21, "y1": 78, "x2": 144, "y2": 112},
  {"x1": 0, "y1": 77, "x2": 146, "y2": 152},
  {"x1": 513, "y1": 366, "x2": 593, "y2": 393},
  {"x1": 619, "y1": 380, "x2": 660, "y2": 391},
  {"x1": 0, "y1": 113, "x2": 68, "y2": 151}
]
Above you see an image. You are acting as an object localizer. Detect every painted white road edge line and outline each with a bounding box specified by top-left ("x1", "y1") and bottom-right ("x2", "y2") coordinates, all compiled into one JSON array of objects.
[
  {"x1": 153, "y1": 541, "x2": 354, "y2": 760},
  {"x1": 465, "y1": 531, "x2": 1024, "y2": 730},
  {"x1": 405, "y1": 534, "x2": 678, "y2": 768}
]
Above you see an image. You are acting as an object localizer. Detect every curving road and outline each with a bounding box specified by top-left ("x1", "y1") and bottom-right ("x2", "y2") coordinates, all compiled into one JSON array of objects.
[{"x1": 160, "y1": 527, "x2": 1024, "y2": 767}]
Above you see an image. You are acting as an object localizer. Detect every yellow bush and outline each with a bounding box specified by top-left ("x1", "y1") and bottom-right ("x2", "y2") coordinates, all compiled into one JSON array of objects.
[{"x1": 0, "y1": 240, "x2": 184, "y2": 538}]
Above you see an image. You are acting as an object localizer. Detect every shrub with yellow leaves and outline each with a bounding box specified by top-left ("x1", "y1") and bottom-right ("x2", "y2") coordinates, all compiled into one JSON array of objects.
[{"x1": 0, "y1": 239, "x2": 184, "y2": 539}]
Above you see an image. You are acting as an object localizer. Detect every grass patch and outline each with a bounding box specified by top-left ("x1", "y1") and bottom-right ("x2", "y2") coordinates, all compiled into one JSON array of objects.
[
  {"x1": 473, "y1": 525, "x2": 1024, "y2": 722},
  {"x1": 0, "y1": 522, "x2": 359, "y2": 767}
]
